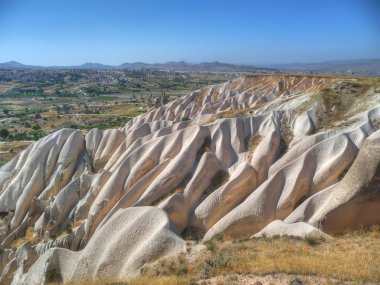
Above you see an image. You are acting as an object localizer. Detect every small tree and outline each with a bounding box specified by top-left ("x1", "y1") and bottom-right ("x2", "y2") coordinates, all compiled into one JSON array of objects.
[
  {"x1": 2, "y1": 108, "x2": 9, "y2": 115},
  {"x1": 32, "y1": 124, "x2": 41, "y2": 130},
  {"x1": 0, "y1": 129, "x2": 9, "y2": 138}
]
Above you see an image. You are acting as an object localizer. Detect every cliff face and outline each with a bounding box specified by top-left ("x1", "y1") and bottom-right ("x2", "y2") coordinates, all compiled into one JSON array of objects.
[{"x1": 1, "y1": 75, "x2": 380, "y2": 284}]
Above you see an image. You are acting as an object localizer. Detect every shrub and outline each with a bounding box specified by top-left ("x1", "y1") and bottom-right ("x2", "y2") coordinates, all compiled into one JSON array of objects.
[
  {"x1": 304, "y1": 235, "x2": 322, "y2": 246},
  {"x1": 199, "y1": 265, "x2": 212, "y2": 279},
  {"x1": 212, "y1": 252, "x2": 232, "y2": 269},
  {"x1": 65, "y1": 223, "x2": 73, "y2": 234},
  {"x1": 0, "y1": 129, "x2": 9, "y2": 138},
  {"x1": 184, "y1": 235, "x2": 193, "y2": 241},
  {"x1": 175, "y1": 264, "x2": 188, "y2": 276},
  {"x1": 199, "y1": 253, "x2": 233, "y2": 279},
  {"x1": 214, "y1": 233, "x2": 224, "y2": 241},
  {"x1": 205, "y1": 241, "x2": 215, "y2": 252},
  {"x1": 8, "y1": 129, "x2": 47, "y2": 141},
  {"x1": 289, "y1": 278, "x2": 303, "y2": 285},
  {"x1": 45, "y1": 267, "x2": 62, "y2": 283}
]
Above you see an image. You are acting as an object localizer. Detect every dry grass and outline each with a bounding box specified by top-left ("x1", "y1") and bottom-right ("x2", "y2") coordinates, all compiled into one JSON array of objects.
[
  {"x1": 61, "y1": 228, "x2": 380, "y2": 284},
  {"x1": 0, "y1": 140, "x2": 32, "y2": 165},
  {"x1": 72, "y1": 219, "x2": 85, "y2": 228},
  {"x1": 194, "y1": 88, "x2": 209, "y2": 103},
  {"x1": 279, "y1": 114, "x2": 293, "y2": 155},
  {"x1": 246, "y1": 133, "x2": 262, "y2": 162},
  {"x1": 106, "y1": 104, "x2": 144, "y2": 117},
  {"x1": 209, "y1": 108, "x2": 251, "y2": 122},
  {"x1": 139, "y1": 227, "x2": 380, "y2": 284},
  {"x1": 9, "y1": 226, "x2": 40, "y2": 249},
  {"x1": 202, "y1": 107, "x2": 254, "y2": 125},
  {"x1": 297, "y1": 76, "x2": 380, "y2": 130}
]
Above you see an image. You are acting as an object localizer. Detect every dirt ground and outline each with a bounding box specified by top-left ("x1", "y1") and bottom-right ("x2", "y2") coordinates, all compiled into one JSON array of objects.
[{"x1": 0, "y1": 141, "x2": 32, "y2": 165}]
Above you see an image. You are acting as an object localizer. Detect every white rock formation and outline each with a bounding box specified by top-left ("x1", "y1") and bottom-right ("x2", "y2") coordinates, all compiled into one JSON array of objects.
[
  {"x1": 0, "y1": 75, "x2": 380, "y2": 284},
  {"x1": 253, "y1": 220, "x2": 331, "y2": 240}
]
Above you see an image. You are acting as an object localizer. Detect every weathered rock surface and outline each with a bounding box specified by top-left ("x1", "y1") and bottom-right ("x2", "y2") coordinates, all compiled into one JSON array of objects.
[
  {"x1": 11, "y1": 207, "x2": 184, "y2": 284},
  {"x1": 253, "y1": 220, "x2": 331, "y2": 239},
  {"x1": 1, "y1": 75, "x2": 380, "y2": 284}
]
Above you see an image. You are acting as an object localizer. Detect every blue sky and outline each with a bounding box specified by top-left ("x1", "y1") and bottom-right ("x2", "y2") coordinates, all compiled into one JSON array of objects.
[{"x1": 0, "y1": 0, "x2": 379, "y2": 65}]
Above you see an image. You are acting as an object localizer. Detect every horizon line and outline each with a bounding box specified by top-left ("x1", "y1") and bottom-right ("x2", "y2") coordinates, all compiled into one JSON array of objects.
[{"x1": 1, "y1": 57, "x2": 379, "y2": 68}]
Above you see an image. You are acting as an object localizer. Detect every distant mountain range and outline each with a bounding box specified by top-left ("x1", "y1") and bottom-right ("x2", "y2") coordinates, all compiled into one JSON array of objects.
[
  {"x1": 0, "y1": 61, "x2": 267, "y2": 73},
  {"x1": 261, "y1": 58, "x2": 380, "y2": 76},
  {"x1": 0, "y1": 59, "x2": 379, "y2": 75}
]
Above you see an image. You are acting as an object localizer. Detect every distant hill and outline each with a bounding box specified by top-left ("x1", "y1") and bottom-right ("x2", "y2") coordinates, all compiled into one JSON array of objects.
[
  {"x1": 73, "y1": 63, "x2": 114, "y2": 70},
  {"x1": 263, "y1": 58, "x2": 380, "y2": 76},
  {"x1": 0, "y1": 61, "x2": 270, "y2": 73},
  {"x1": 0, "y1": 61, "x2": 41, "y2": 69},
  {"x1": 117, "y1": 61, "x2": 270, "y2": 72},
  {"x1": 1, "y1": 59, "x2": 379, "y2": 75}
]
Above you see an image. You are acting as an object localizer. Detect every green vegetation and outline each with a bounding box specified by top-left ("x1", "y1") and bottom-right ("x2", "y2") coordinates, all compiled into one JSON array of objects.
[
  {"x1": 76, "y1": 116, "x2": 130, "y2": 130},
  {"x1": 0, "y1": 129, "x2": 9, "y2": 138},
  {"x1": 0, "y1": 68, "x2": 234, "y2": 153},
  {"x1": 8, "y1": 129, "x2": 47, "y2": 141},
  {"x1": 2, "y1": 108, "x2": 10, "y2": 115},
  {"x1": 65, "y1": 224, "x2": 73, "y2": 234},
  {"x1": 45, "y1": 268, "x2": 62, "y2": 283}
]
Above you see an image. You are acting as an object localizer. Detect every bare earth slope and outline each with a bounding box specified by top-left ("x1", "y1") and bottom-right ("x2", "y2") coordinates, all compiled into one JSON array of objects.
[{"x1": 0, "y1": 75, "x2": 380, "y2": 284}]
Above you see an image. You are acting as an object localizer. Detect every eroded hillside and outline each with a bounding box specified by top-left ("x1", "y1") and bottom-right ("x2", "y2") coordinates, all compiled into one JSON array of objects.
[{"x1": 0, "y1": 75, "x2": 380, "y2": 284}]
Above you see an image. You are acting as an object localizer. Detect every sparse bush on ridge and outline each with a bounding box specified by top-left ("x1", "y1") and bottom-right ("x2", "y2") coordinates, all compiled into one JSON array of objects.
[{"x1": 65, "y1": 223, "x2": 73, "y2": 234}]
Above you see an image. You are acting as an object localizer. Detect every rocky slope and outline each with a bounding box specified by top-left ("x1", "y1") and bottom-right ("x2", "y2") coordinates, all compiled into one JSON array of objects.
[{"x1": 0, "y1": 75, "x2": 380, "y2": 284}]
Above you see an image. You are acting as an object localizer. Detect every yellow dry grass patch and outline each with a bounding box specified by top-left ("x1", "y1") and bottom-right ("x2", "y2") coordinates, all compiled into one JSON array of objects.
[
  {"x1": 139, "y1": 228, "x2": 380, "y2": 284},
  {"x1": 224, "y1": 237, "x2": 378, "y2": 281},
  {"x1": 297, "y1": 76, "x2": 380, "y2": 130},
  {"x1": 41, "y1": 110, "x2": 57, "y2": 116},
  {"x1": 63, "y1": 228, "x2": 380, "y2": 284},
  {"x1": 246, "y1": 133, "x2": 262, "y2": 162},
  {"x1": 107, "y1": 104, "x2": 143, "y2": 117},
  {"x1": 72, "y1": 219, "x2": 85, "y2": 228},
  {"x1": 10, "y1": 227, "x2": 39, "y2": 249},
  {"x1": 202, "y1": 108, "x2": 252, "y2": 125},
  {"x1": 0, "y1": 140, "x2": 32, "y2": 164}
]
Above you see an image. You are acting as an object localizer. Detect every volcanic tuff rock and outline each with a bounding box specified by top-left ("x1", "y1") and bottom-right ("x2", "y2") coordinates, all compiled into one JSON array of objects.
[{"x1": 0, "y1": 75, "x2": 380, "y2": 284}]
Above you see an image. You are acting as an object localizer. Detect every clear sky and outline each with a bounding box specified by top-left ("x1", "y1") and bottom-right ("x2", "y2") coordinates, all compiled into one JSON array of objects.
[{"x1": 0, "y1": 0, "x2": 379, "y2": 66}]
